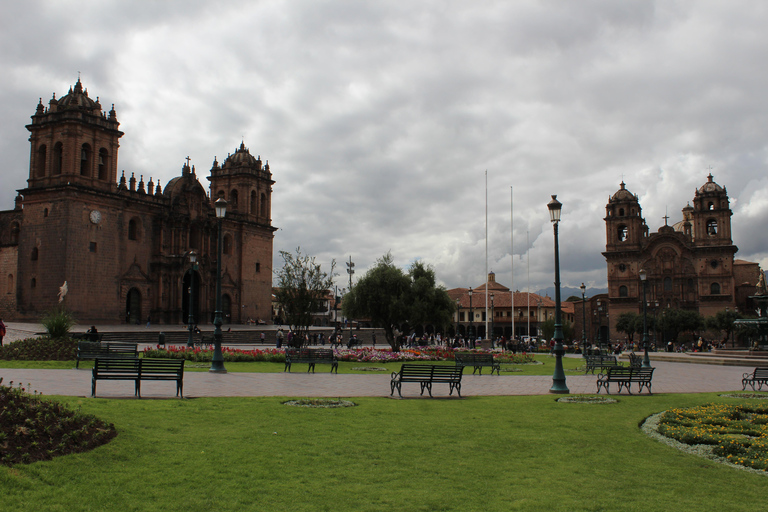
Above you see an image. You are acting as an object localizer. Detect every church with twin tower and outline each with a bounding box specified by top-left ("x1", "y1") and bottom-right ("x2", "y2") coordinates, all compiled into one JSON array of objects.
[{"x1": 0, "y1": 79, "x2": 276, "y2": 324}]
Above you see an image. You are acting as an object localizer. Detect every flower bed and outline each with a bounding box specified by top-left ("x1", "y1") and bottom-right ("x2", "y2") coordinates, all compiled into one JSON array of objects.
[
  {"x1": 142, "y1": 345, "x2": 536, "y2": 364},
  {"x1": 0, "y1": 378, "x2": 116, "y2": 466},
  {"x1": 655, "y1": 403, "x2": 768, "y2": 472}
]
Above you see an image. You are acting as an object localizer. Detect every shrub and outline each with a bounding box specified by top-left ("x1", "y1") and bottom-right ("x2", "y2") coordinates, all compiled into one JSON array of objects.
[
  {"x1": 0, "y1": 336, "x2": 77, "y2": 361},
  {"x1": 41, "y1": 305, "x2": 76, "y2": 339}
]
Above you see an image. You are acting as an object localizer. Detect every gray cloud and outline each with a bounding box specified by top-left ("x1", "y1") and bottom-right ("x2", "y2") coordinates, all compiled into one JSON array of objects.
[{"x1": 1, "y1": 0, "x2": 767, "y2": 295}]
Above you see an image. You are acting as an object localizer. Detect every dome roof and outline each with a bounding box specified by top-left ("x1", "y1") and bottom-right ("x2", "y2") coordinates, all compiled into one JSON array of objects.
[
  {"x1": 56, "y1": 78, "x2": 102, "y2": 113},
  {"x1": 222, "y1": 142, "x2": 260, "y2": 169},
  {"x1": 698, "y1": 173, "x2": 725, "y2": 194},
  {"x1": 610, "y1": 181, "x2": 637, "y2": 202}
]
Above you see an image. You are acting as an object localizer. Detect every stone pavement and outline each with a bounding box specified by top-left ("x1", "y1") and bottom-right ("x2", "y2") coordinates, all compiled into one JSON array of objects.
[{"x1": 0, "y1": 358, "x2": 757, "y2": 399}]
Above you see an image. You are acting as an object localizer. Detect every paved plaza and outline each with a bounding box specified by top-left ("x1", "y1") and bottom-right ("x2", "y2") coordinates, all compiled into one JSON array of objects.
[{"x1": 0, "y1": 323, "x2": 761, "y2": 399}]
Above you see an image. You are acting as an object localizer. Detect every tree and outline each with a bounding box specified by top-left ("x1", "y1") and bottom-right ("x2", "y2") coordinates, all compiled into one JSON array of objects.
[
  {"x1": 615, "y1": 312, "x2": 640, "y2": 342},
  {"x1": 342, "y1": 254, "x2": 454, "y2": 351},
  {"x1": 274, "y1": 248, "x2": 335, "y2": 346},
  {"x1": 660, "y1": 308, "x2": 703, "y2": 343},
  {"x1": 705, "y1": 309, "x2": 741, "y2": 345},
  {"x1": 539, "y1": 318, "x2": 574, "y2": 343},
  {"x1": 406, "y1": 260, "x2": 454, "y2": 335}
]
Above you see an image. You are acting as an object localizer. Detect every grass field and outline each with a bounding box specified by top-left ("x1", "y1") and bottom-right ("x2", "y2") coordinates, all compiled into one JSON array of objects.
[{"x1": 2, "y1": 392, "x2": 765, "y2": 512}]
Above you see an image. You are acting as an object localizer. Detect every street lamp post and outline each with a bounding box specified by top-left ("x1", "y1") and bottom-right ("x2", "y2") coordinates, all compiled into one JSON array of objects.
[
  {"x1": 490, "y1": 292, "x2": 495, "y2": 347},
  {"x1": 580, "y1": 282, "x2": 587, "y2": 358},
  {"x1": 210, "y1": 198, "x2": 227, "y2": 373},
  {"x1": 547, "y1": 195, "x2": 569, "y2": 394},
  {"x1": 347, "y1": 257, "x2": 354, "y2": 345},
  {"x1": 639, "y1": 269, "x2": 651, "y2": 368},
  {"x1": 468, "y1": 287, "x2": 474, "y2": 347},
  {"x1": 455, "y1": 298, "x2": 461, "y2": 339},
  {"x1": 186, "y1": 250, "x2": 198, "y2": 348}
]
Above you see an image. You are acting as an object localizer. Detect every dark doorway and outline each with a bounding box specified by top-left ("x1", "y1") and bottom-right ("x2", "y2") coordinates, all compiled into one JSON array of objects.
[{"x1": 126, "y1": 288, "x2": 141, "y2": 325}]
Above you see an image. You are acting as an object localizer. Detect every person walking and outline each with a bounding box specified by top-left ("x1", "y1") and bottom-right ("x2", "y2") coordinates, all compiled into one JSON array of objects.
[{"x1": 0, "y1": 318, "x2": 5, "y2": 347}]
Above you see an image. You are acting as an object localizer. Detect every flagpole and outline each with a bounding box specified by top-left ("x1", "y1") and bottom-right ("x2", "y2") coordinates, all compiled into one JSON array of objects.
[
  {"x1": 510, "y1": 186, "x2": 514, "y2": 342},
  {"x1": 485, "y1": 170, "x2": 489, "y2": 341}
]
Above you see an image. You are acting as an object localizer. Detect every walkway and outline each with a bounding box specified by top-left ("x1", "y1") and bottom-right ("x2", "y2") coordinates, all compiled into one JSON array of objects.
[{"x1": 0, "y1": 359, "x2": 756, "y2": 399}]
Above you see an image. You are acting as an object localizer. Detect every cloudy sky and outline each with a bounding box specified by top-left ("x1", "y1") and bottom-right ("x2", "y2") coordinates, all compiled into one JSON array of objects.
[{"x1": 2, "y1": 0, "x2": 767, "y2": 296}]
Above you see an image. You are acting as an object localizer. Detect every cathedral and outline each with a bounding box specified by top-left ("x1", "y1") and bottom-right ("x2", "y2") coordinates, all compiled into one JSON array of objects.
[
  {"x1": 602, "y1": 175, "x2": 760, "y2": 338},
  {"x1": 0, "y1": 79, "x2": 276, "y2": 324}
]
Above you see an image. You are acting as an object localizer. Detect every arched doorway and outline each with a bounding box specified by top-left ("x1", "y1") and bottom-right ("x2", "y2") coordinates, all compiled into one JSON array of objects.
[
  {"x1": 126, "y1": 288, "x2": 141, "y2": 325},
  {"x1": 182, "y1": 270, "x2": 200, "y2": 325}
]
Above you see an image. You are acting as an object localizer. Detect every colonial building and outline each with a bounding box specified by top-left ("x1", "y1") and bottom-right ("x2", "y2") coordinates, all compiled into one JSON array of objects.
[
  {"x1": 602, "y1": 175, "x2": 760, "y2": 338},
  {"x1": 0, "y1": 79, "x2": 276, "y2": 324},
  {"x1": 449, "y1": 272, "x2": 575, "y2": 339}
]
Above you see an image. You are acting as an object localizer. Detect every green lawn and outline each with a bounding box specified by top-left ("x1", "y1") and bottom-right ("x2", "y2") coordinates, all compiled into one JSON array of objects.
[
  {"x1": 2, "y1": 393, "x2": 765, "y2": 511},
  {"x1": 0, "y1": 354, "x2": 587, "y2": 376}
]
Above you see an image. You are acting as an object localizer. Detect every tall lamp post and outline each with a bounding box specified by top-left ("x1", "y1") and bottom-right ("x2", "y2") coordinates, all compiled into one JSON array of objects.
[
  {"x1": 548, "y1": 195, "x2": 569, "y2": 393},
  {"x1": 490, "y1": 292, "x2": 495, "y2": 346},
  {"x1": 186, "y1": 250, "x2": 198, "y2": 348},
  {"x1": 580, "y1": 282, "x2": 587, "y2": 358},
  {"x1": 468, "y1": 287, "x2": 474, "y2": 347},
  {"x1": 639, "y1": 269, "x2": 651, "y2": 368},
  {"x1": 210, "y1": 198, "x2": 227, "y2": 373}
]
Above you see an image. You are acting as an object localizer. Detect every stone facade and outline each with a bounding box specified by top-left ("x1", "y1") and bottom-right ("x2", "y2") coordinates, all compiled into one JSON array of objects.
[
  {"x1": 602, "y1": 175, "x2": 759, "y2": 338},
  {"x1": 0, "y1": 79, "x2": 276, "y2": 324}
]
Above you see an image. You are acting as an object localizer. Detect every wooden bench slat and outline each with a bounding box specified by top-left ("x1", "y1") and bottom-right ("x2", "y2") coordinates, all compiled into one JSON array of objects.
[
  {"x1": 92, "y1": 358, "x2": 184, "y2": 398},
  {"x1": 742, "y1": 367, "x2": 768, "y2": 391},
  {"x1": 391, "y1": 364, "x2": 463, "y2": 398},
  {"x1": 596, "y1": 366, "x2": 654, "y2": 395},
  {"x1": 284, "y1": 348, "x2": 338, "y2": 373},
  {"x1": 454, "y1": 353, "x2": 500, "y2": 375}
]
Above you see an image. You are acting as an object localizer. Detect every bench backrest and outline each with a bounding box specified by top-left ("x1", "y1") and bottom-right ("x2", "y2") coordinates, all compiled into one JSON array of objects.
[
  {"x1": 285, "y1": 348, "x2": 335, "y2": 360},
  {"x1": 606, "y1": 366, "x2": 654, "y2": 379},
  {"x1": 93, "y1": 358, "x2": 183, "y2": 375},
  {"x1": 751, "y1": 368, "x2": 768, "y2": 378},
  {"x1": 398, "y1": 364, "x2": 462, "y2": 379},
  {"x1": 139, "y1": 359, "x2": 185, "y2": 375},
  {"x1": 454, "y1": 353, "x2": 494, "y2": 364},
  {"x1": 587, "y1": 355, "x2": 617, "y2": 364}
]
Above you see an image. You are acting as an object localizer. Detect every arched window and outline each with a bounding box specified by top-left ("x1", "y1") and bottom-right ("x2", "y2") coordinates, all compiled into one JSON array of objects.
[
  {"x1": 708, "y1": 202, "x2": 715, "y2": 210},
  {"x1": 7, "y1": 274, "x2": 13, "y2": 294},
  {"x1": 128, "y1": 218, "x2": 140, "y2": 241},
  {"x1": 710, "y1": 282, "x2": 721, "y2": 294},
  {"x1": 706, "y1": 219, "x2": 718, "y2": 235},
  {"x1": 31, "y1": 247, "x2": 38, "y2": 261},
  {"x1": 619, "y1": 208, "x2": 625, "y2": 216},
  {"x1": 250, "y1": 191, "x2": 257, "y2": 215},
  {"x1": 37, "y1": 145, "x2": 47, "y2": 177},
  {"x1": 80, "y1": 144, "x2": 92, "y2": 176},
  {"x1": 98, "y1": 149, "x2": 109, "y2": 180},
  {"x1": 30, "y1": 278, "x2": 36, "y2": 288},
  {"x1": 260, "y1": 193, "x2": 267, "y2": 217},
  {"x1": 10, "y1": 222, "x2": 19, "y2": 244},
  {"x1": 53, "y1": 142, "x2": 63, "y2": 175},
  {"x1": 664, "y1": 277, "x2": 672, "y2": 292},
  {"x1": 618, "y1": 225, "x2": 628, "y2": 242},
  {"x1": 230, "y1": 190, "x2": 238, "y2": 210},
  {"x1": 223, "y1": 234, "x2": 232, "y2": 255},
  {"x1": 619, "y1": 285, "x2": 628, "y2": 297}
]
